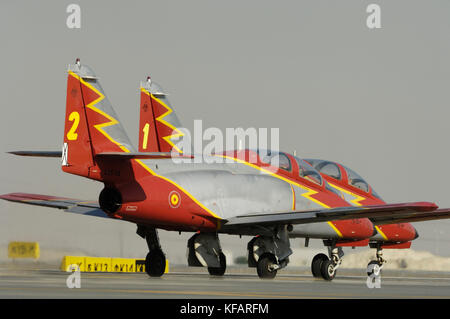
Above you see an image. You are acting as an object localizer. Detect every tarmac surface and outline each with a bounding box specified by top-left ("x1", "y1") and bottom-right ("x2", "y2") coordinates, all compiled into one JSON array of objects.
[{"x1": 1, "y1": 265, "x2": 450, "y2": 299}]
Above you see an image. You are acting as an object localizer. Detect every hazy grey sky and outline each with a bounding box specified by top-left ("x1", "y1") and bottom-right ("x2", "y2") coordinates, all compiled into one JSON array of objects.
[{"x1": 1, "y1": 1, "x2": 449, "y2": 258}]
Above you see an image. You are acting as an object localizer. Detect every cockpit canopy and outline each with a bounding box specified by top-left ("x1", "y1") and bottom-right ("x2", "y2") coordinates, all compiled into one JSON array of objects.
[
  {"x1": 256, "y1": 150, "x2": 323, "y2": 186},
  {"x1": 305, "y1": 158, "x2": 381, "y2": 199},
  {"x1": 293, "y1": 156, "x2": 322, "y2": 185}
]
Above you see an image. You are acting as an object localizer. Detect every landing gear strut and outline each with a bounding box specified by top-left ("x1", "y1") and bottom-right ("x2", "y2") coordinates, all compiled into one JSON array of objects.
[
  {"x1": 311, "y1": 241, "x2": 344, "y2": 281},
  {"x1": 367, "y1": 244, "x2": 386, "y2": 276},
  {"x1": 137, "y1": 226, "x2": 166, "y2": 277}
]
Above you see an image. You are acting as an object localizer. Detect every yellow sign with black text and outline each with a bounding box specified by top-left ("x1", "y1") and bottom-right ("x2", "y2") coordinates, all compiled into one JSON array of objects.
[{"x1": 8, "y1": 242, "x2": 40, "y2": 259}]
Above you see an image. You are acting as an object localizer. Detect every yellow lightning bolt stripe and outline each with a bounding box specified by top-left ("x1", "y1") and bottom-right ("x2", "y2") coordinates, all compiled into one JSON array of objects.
[
  {"x1": 69, "y1": 71, "x2": 131, "y2": 153},
  {"x1": 327, "y1": 182, "x2": 366, "y2": 207},
  {"x1": 215, "y1": 154, "x2": 330, "y2": 209},
  {"x1": 141, "y1": 87, "x2": 184, "y2": 154},
  {"x1": 375, "y1": 225, "x2": 389, "y2": 241}
]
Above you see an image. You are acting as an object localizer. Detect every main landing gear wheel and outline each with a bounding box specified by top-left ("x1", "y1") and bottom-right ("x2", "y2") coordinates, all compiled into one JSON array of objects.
[
  {"x1": 145, "y1": 249, "x2": 166, "y2": 277},
  {"x1": 320, "y1": 259, "x2": 337, "y2": 281},
  {"x1": 311, "y1": 253, "x2": 329, "y2": 278},
  {"x1": 257, "y1": 253, "x2": 278, "y2": 279},
  {"x1": 208, "y1": 252, "x2": 227, "y2": 276}
]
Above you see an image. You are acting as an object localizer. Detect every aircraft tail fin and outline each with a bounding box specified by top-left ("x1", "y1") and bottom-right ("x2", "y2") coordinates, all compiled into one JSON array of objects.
[
  {"x1": 62, "y1": 60, "x2": 135, "y2": 179},
  {"x1": 138, "y1": 78, "x2": 187, "y2": 154}
]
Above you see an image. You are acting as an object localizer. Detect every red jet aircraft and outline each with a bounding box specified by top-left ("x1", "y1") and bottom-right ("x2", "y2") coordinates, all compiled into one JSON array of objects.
[{"x1": 1, "y1": 61, "x2": 448, "y2": 280}]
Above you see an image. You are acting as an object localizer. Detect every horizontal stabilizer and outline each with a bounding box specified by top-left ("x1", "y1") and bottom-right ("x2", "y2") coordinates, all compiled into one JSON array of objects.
[
  {"x1": 9, "y1": 151, "x2": 62, "y2": 157},
  {"x1": 0, "y1": 193, "x2": 107, "y2": 219},
  {"x1": 95, "y1": 152, "x2": 193, "y2": 160}
]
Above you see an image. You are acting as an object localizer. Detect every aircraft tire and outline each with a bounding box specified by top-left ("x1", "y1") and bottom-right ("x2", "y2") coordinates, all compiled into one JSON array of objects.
[
  {"x1": 208, "y1": 252, "x2": 227, "y2": 276},
  {"x1": 311, "y1": 253, "x2": 329, "y2": 278},
  {"x1": 320, "y1": 259, "x2": 336, "y2": 281},
  {"x1": 145, "y1": 249, "x2": 166, "y2": 277},
  {"x1": 256, "y1": 253, "x2": 277, "y2": 279}
]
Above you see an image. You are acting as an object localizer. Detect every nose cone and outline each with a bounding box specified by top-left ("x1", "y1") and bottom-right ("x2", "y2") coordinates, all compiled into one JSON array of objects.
[{"x1": 414, "y1": 227, "x2": 419, "y2": 240}]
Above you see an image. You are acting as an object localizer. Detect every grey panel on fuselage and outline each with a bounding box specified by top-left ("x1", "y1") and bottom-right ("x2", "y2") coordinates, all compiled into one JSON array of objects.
[
  {"x1": 139, "y1": 157, "x2": 323, "y2": 219},
  {"x1": 166, "y1": 169, "x2": 293, "y2": 219}
]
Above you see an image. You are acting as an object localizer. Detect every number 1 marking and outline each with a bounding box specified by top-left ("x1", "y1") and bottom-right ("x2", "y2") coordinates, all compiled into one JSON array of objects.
[{"x1": 142, "y1": 123, "x2": 150, "y2": 150}]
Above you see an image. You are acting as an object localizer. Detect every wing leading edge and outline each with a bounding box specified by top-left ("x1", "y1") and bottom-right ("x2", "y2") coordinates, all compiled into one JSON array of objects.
[{"x1": 221, "y1": 202, "x2": 440, "y2": 231}]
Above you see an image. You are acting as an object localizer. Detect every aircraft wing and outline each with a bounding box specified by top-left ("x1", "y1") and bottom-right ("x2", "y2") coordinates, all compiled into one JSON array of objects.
[
  {"x1": 221, "y1": 202, "x2": 438, "y2": 230},
  {"x1": 370, "y1": 208, "x2": 450, "y2": 225},
  {"x1": 0, "y1": 193, "x2": 108, "y2": 218}
]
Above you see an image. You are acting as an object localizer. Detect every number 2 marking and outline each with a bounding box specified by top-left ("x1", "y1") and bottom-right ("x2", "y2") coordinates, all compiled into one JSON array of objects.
[{"x1": 67, "y1": 111, "x2": 80, "y2": 141}]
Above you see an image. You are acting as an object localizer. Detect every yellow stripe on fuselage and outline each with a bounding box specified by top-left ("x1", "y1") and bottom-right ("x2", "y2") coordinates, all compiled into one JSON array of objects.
[{"x1": 327, "y1": 182, "x2": 366, "y2": 207}]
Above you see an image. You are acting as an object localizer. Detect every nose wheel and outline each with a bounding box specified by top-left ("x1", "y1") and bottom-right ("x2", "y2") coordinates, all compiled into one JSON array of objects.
[
  {"x1": 368, "y1": 245, "x2": 386, "y2": 276},
  {"x1": 311, "y1": 253, "x2": 329, "y2": 278},
  {"x1": 311, "y1": 245, "x2": 344, "y2": 281}
]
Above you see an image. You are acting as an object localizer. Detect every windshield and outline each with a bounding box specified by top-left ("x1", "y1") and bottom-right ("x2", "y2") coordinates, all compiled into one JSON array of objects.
[
  {"x1": 342, "y1": 165, "x2": 370, "y2": 193},
  {"x1": 258, "y1": 150, "x2": 292, "y2": 172},
  {"x1": 294, "y1": 156, "x2": 323, "y2": 185},
  {"x1": 305, "y1": 159, "x2": 341, "y2": 180}
]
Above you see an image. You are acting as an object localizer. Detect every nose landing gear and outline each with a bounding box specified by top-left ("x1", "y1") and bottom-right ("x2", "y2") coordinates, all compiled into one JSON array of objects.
[
  {"x1": 311, "y1": 242, "x2": 344, "y2": 281},
  {"x1": 367, "y1": 244, "x2": 386, "y2": 276}
]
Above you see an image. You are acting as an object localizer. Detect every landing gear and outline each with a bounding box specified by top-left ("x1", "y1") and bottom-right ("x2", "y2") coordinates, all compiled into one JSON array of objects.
[
  {"x1": 145, "y1": 249, "x2": 166, "y2": 277},
  {"x1": 187, "y1": 233, "x2": 227, "y2": 276},
  {"x1": 257, "y1": 253, "x2": 278, "y2": 279},
  {"x1": 207, "y1": 252, "x2": 227, "y2": 276},
  {"x1": 248, "y1": 226, "x2": 292, "y2": 279},
  {"x1": 367, "y1": 244, "x2": 386, "y2": 276},
  {"x1": 311, "y1": 253, "x2": 328, "y2": 278},
  {"x1": 320, "y1": 259, "x2": 337, "y2": 281},
  {"x1": 311, "y1": 242, "x2": 344, "y2": 281},
  {"x1": 137, "y1": 225, "x2": 166, "y2": 278}
]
